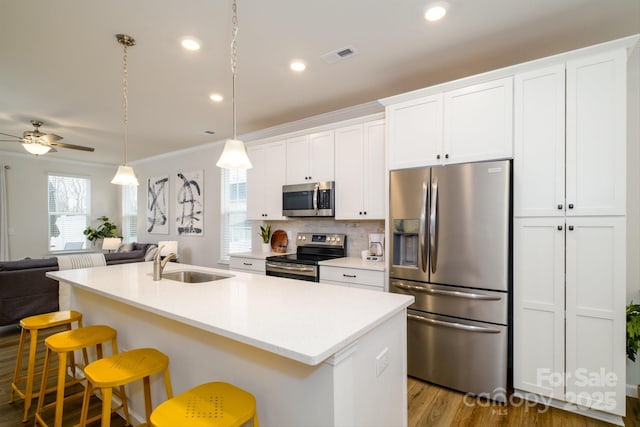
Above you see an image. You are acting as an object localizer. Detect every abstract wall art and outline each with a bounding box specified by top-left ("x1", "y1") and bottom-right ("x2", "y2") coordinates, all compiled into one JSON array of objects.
[
  {"x1": 176, "y1": 170, "x2": 204, "y2": 236},
  {"x1": 147, "y1": 175, "x2": 169, "y2": 234}
]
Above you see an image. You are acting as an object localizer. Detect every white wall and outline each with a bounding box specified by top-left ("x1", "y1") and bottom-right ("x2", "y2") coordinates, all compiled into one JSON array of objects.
[
  {"x1": 133, "y1": 143, "x2": 226, "y2": 268},
  {"x1": 0, "y1": 152, "x2": 119, "y2": 260},
  {"x1": 626, "y1": 42, "x2": 640, "y2": 393}
]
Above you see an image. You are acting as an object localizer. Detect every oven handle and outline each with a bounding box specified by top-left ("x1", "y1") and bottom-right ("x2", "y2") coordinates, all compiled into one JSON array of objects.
[
  {"x1": 408, "y1": 313, "x2": 501, "y2": 334},
  {"x1": 393, "y1": 282, "x2": 501, "y2": 301},
  {"x1": 266, "y1": 262, "x2": 316, "y2": 273}
]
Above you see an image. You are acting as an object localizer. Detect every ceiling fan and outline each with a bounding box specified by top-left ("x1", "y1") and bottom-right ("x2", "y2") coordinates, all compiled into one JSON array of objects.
[{"x1": 0, "y1": 120, "x2": 94, "y2": 155}]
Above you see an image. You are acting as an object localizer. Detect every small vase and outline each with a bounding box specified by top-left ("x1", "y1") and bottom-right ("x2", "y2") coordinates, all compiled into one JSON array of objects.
[{"x1": 262, "y1": 243, "x2": 271, "y2": 253}]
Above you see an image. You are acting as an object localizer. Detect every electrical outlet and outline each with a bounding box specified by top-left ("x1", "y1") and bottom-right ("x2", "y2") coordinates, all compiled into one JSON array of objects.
[{"x1": 376, "y1": 347, "x2": 390, "y2": 377}]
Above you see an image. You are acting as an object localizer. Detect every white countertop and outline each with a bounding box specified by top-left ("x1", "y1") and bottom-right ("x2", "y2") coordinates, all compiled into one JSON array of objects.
[
  {"x1": 47, "y1": 262, "x2": 412, "y2": 366},
  {"x1": 319, "y1": 257, "x2": 386, "y2": 271}
]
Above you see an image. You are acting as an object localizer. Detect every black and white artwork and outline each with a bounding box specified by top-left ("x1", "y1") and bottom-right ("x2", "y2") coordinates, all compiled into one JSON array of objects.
[
  {"x1": 176, "y1": 170, "x2": 204, "y2": 236},
  {"x1": 147, "y1": 175, "x2": 169, "y2": 234}
]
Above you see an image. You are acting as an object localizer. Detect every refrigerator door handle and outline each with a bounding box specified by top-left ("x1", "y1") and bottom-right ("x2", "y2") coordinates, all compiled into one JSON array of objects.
[
  {"x1": 419, "y1": 178, "x2": 428, "y2": 273},
  {"x1": 408, "y1": 313, "x2": 501, "y2": 333},
  {"x1": 393, "y1": 282, "x2": 502, "y2": 300},
  {"x1": 429, "y1": 177, "x2": 438, "y2": 273}
]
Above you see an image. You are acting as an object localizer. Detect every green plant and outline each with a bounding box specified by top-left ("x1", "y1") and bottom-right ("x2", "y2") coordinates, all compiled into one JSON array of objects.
[
  {"x1": 83, "y1": 215, "x2": 118, "y2": 244},
  {"x1": 627, "y1": 301, "x2": 640, "y2": 362},
  {"x1": 259, "y1": 224, "x2": 271, "y2": 243}
]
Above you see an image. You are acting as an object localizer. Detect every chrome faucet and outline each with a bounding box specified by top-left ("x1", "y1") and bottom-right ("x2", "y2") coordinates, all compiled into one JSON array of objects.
[{"x1": 153, "y1": 245, "x2": 177, "y2": 281}]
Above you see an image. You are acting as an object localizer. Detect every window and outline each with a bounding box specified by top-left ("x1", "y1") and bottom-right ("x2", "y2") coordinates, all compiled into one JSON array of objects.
[
  {"x1": 122, "y1": 185, "x2": 137, "y2": 243},
  {"x1": 221, "y1": 168, "x2": 251, "y2": 261},
  {"x1": 48, "y1": 174, "x2": 90, "y2": 251}
]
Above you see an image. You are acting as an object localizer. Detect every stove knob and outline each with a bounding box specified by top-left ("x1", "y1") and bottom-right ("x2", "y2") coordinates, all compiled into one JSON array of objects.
[
  {"x1": 328, "y1": 236, "x2": 334, "y2": 242},
  {"x1": 336, "y1": 237, "x2": 341, "y2": 242},
  {"x1": 302, "y1": 236, "x2": 306, "y2": 241}
]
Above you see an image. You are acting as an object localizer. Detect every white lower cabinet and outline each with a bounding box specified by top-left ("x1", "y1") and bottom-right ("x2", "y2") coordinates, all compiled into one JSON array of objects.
[
  {"x1": 229, "y1": 256, "x2": 266, "y2": 275},
  {"x1": 514, "y1": 216, "x2": 626, "y2": 416},
  {"x1": 320, "y1": 266, "x2": 384, "y2": 292}
]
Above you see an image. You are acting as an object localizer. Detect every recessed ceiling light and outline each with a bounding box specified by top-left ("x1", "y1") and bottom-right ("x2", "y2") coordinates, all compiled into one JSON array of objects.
[
  {"x1": 290, "y1": 60, "x2": 307, "y2": 72},
  {"x1": 181, "y1": 37, "x2": 201, "y2": 51},
  {"x1": 424, "y1": 2, "x2": 448, "y2": 22},
  {"x1": 209, "y1": 93, "x2": 224, "y2": 102}
]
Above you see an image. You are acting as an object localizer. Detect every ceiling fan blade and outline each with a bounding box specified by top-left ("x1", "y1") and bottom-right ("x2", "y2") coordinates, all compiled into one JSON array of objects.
[
  {"x1": 48, "y1": 141, "x2": 95, "y2": 152},
  {"x1": 0, "y1": 131, "x2": 21, "y2": 139},
  {"x1": 38, "y1": 133, "x2": 63, "y2": 143},
  {"x1": 0, "y1": 139, "x2": 21, "y2": 142}
]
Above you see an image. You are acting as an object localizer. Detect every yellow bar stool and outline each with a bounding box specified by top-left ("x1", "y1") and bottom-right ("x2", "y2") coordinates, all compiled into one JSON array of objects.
[
  {"x1": 34, "y1": 324, "x2": 126, "y2": 427},
  {"x1": 9, "y1": 310, "x2": 83, "y2": 423},
  {"x1": 79, "y1": 347, "x2": 173, "y2": 427},
  {"x1": 150, "y1": 382, "x2": 259, "y2": 427}
]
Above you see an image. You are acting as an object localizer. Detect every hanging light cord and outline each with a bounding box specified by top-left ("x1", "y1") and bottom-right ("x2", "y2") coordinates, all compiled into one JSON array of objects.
[
  {"x1": 122, "y1": 41, "x2": 129, "y2": 165},
  {"x1": 231, "y1": 0, "x2": 238, "y2": 140}
]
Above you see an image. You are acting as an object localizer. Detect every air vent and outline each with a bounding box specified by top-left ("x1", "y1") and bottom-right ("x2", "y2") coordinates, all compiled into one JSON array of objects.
[{"x1": 320, "y1": 45, "x2": 358, "y2": 64}]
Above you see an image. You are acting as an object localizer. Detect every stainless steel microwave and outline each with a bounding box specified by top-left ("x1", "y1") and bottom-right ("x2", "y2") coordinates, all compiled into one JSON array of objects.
[{"x1": 282, "y1": 181, "x2": 335, "y2": 217}]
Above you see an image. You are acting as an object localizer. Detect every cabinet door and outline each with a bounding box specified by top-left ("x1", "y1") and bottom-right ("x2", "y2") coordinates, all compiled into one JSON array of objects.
[
  {"x1": 387, "y1": 94, "x2": 443, "y2": 169},
  {"x1": 565, "y1": 217, "x2": 625, "y2": 415},
  {"x1": 285, "y1": 135, "x2": 310, "y2": 184},
  {"x1": 247, "y1": 144, "x2": 268, "y2": 220},
  {"x1": 566, "y1": 49, "x2": 626, "y2": 216},
  {"x1": 335, "y1": 124, "x2": 364, "y2": 219},
  {"x1": 514, "y1": 65, "x2": 566, "y2": 217},
  {"x1": 443, "y1": 77, "x2": 513, "y2": 164},
  {"x1": 309, "y1": 131, "x2": 335, "y2": 182},
  {"x1": 247, "y1": 142, "x2": 286, "y2": 220},
  {"x1": 363, "y1": 120, "x2": 385, "y2": 219},
  {"x1": 513, "y1": 218, "x2": 565, "y2": 399}
]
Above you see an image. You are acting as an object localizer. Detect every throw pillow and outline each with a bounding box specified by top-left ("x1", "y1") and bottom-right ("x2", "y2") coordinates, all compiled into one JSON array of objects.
[{"x1": 144, "y1": 245, "x2": 158, "y2": 261}]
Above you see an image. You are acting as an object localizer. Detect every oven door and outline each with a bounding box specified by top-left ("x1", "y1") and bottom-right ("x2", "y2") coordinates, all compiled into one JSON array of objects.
[{"x1": 265, "y1": 261, "x2": 318, "y2": 282}]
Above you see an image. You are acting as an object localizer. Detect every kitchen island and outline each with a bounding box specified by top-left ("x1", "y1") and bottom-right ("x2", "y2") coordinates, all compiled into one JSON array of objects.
[{"x1": 47, "y1": 262, "x2": 413, "y2": 427}]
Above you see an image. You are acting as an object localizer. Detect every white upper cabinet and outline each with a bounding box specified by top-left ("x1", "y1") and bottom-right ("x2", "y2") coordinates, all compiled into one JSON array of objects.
[
  {"x1": 386, "y1": 77, "x2": 513, "y2": 170},
  {"x1": 387, "y1": 94, "x2": 443, "y2": 169},
  {"x1": 514, "y1": 49, "x2": 627, "y2": 218},
  {"x1": 286, "y1": 131, "x2": 335, "y2": 184},
  {"x1": 566, "y1": 49, "x2": 626, "y2": 216},
  {"x1": 247, "y1": 141, "x2": 287, "y2": 220},
  {"x1": 335, "y1": 120, "x2": 385, "y2": 219},
  {"x1": 514, "y1": 65, "x2": 566, "y2": 217},
  {"x1": 443, "y1": 77, "x2": 514, "y2": 164}
]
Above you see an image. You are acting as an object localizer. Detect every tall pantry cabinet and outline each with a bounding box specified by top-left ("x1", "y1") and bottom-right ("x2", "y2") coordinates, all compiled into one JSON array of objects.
[{"x1": 513, "y1": 48, "x2": 629, "y2": 418}]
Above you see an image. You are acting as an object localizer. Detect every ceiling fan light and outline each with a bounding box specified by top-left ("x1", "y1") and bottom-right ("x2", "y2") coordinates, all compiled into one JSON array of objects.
[
  {"x1": 22, "y1": 142, "x2": 51, "y2": 155},
  {"x1": 216, "y1": 138, "x2": 252, "y2": 169},
  {"x1": 111, "y1": 164, "x2": 139, "y2": 186}
]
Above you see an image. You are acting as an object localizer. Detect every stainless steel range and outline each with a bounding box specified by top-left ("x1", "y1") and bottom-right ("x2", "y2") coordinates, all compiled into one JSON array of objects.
[{"x1": 266, "y1": 233, "x2": 346, "y2": 282}]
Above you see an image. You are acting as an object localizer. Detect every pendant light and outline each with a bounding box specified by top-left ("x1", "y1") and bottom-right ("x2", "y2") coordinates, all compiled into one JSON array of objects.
[
  {"x1": 111, "y1": 34, "x2": 139, "y2": 186},
  {"x1": 216, "y1": 0, "x2": 252, "y2": 169}
]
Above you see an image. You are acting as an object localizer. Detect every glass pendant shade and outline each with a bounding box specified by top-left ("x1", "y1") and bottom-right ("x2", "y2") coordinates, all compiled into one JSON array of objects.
[
  {"x1": 111, "y1": 164, "x2": 139, "y2": 186},
  {"x1": 22, "y1": 142, "x2": 51, "y2": 155},
  {"x1": 216, "y1": 138, "x2": 252, "y2": 169}
]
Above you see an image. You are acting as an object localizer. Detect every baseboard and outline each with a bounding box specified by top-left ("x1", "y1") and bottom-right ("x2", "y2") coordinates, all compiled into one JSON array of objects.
[{"x1": 627, "y1": 383, "x2": 639, "y2": 398}]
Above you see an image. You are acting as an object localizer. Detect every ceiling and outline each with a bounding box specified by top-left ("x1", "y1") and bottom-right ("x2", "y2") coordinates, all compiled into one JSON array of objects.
[{"x1": 0, "y1": 0, "x2": 638, "y2": 165}]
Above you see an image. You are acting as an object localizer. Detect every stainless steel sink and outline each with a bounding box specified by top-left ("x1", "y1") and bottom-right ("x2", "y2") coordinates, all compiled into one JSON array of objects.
[{"x1": 161, "y1": 270, "x2": 233, "y2": 283}]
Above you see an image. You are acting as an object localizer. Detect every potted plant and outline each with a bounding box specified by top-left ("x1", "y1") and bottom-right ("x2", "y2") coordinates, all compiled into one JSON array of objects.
[
  {"x1": 259, "y1": 224, "x2": 271, "y2": 253},
  {"x1": 83, "y1": 215, "x2": 119, "y2": 246},
  {"x1": 628, "y1": 301, "x2": 640, "y2": 399}
]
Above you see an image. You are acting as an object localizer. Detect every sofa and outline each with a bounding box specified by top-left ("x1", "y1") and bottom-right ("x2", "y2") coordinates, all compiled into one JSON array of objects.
[{"x1": 0, "y1": 243, "x2": 157, "y2": 326}]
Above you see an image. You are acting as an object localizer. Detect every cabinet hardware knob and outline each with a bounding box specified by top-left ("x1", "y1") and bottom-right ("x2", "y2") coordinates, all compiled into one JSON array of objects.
[
  {"x1": 557, "y1": 225, "x2": 563, "y2": 231},
  {"x1": 568, "y1": 204, "x2": 574, "y2": 209},
  {"x1": 568, "y1": 225, "x2": 574, "y2": 231},
  {"x1": 557, "y1": 204, "x2": 563, "y2": 210},
  {"x1": 437, "y1": 154, "x2": 441, "y2": 159},
  {"x1": 359, "y1": 211, "x2": 362, "y2": 215},
  {"x1": 445, "y1": 154, "x2": 449, "y2": 159},
  {"x1": 364, "y1": 211, "x2": 367, "y2": 215}
]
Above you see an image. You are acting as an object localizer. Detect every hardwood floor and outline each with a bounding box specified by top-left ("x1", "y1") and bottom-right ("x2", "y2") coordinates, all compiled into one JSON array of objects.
[
  {"x1": 0, "y1": 323, "x2": 638, "y2": 426},
  {"x1": 408, "y1": 377, "x2": 640, "y2": 427}
]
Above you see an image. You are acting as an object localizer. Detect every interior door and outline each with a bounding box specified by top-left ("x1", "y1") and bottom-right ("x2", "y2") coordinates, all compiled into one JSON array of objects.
[{"x1": 429, "y1": 160, "x2": 510, "y2": 291}]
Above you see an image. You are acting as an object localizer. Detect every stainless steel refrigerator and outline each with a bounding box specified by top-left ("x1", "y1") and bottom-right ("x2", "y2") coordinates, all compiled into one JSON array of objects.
[{"x1": 389, "y1": 160, "x2": 511, "y2": 402}]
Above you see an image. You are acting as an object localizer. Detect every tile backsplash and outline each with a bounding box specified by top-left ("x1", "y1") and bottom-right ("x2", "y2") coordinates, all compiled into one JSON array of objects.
[{"x1": 253, "y1": 219, "x2": 384, "y2": 257}]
